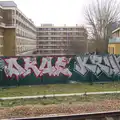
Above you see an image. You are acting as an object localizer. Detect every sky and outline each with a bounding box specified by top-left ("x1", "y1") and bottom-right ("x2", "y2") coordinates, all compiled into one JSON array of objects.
[
  {"x1": 6, "y1": 0, "x2": 92, "y2": 26},
  {"x1": 1, "y1": 0, "x2": 120, "y2": 26}
]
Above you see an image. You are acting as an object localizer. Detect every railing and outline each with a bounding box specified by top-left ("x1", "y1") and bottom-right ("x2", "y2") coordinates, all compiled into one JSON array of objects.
[
  {"x1": 37, "y1": 48, "x2": 68, "y2": 50},
  {"x1": 5, "y1": 23, "x2": 16, "y2": 28}
]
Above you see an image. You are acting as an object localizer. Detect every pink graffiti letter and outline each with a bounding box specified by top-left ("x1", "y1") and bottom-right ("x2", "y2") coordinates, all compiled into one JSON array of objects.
[
  {"x1": 23, "y1": 57, "x2": 40, "y2": 77},
  {"x1": 54, "y1": 57, "x2": 72, "y2": 77},
  {"x1": 39, "y1": 57, "x2": 55, "y2": 76},
  {"x1": 4, "y1": 58, "x2": 25, "y2": 79}
]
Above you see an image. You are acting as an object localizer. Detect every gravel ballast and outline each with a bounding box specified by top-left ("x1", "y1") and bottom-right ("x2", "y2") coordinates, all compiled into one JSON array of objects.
[{"x1": 0, "y1": 100, "x2": 120, "y2": 119}]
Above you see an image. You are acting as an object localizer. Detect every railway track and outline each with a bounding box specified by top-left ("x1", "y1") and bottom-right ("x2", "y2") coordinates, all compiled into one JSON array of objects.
[{"x1": 10, "y1": 110, "x2": 120, "y2": 120}]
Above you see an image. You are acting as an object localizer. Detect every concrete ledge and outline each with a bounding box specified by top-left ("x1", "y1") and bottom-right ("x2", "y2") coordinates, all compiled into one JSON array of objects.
[{"x1": 0, "y1": 91, "x2": 120, "y2": 100}]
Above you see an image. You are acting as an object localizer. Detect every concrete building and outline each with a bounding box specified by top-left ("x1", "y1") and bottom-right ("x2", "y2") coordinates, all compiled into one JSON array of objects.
[
  {"x1": 108, "y1": 27, "x2": 120, "y2": 54},
  {"x1": 0, "y1": 1, "x2": 88, "y2": 56},
  {"x1": 37, "y1": 24, "x2": 87, "y2": 56},
  {"x1": 0, "y1": 1, "x2": 37, "y2": 56}
]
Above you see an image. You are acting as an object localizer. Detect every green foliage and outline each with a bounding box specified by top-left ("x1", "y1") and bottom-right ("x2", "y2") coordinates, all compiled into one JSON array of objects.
[
  {"x1": 0, "y1": 83, "x2": 120, "y2": 97},
  {"x1": 1, "y1": 93, "x2": 120, "y2": 107}
]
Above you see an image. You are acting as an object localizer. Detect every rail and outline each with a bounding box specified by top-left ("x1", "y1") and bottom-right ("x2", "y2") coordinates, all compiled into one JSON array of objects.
[{"x1": 11, "y1": 110, "x2": 120, "y2": 120}]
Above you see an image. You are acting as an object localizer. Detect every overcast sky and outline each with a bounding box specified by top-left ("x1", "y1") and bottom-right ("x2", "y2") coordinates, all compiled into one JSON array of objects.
[
  {"x1": 2, "y1": 0, "x2": 119, "y2": 26},
  {"x1": 4, "y1": 0, "x2": 92, "y2": 26}
]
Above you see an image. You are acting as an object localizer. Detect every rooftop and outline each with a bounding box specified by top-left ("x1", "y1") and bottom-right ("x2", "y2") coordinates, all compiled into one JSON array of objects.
[
  {"x1": 37, "y1": 24, "x2": 84, "y2": 28},
  {"x1": 112, "y1": 27, "x2": 120, "y2": 34},
  {"x1": 0, "y1": 1, "x2": 17, "y2": 7}
]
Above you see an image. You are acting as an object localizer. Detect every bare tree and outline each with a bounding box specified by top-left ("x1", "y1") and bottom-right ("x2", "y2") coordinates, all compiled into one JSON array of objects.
[{"x1": 84, "y1": 0, "x2": 120, "y2": 53}]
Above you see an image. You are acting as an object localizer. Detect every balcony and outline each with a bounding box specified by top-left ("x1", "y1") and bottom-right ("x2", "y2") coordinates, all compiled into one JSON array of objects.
[
  {"x1": 109, "y1": 37, "x2": 120, "y2": 43},
  {"x1": 5, "y1": 23, "x2": 16, "y2": 28}
]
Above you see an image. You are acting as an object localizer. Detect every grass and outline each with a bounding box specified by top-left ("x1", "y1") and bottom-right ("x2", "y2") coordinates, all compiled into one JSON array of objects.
[
  {"x1": 0, "y1": 82, "x2": 120, "y2": 97},
  {"x1": 0, "y1": 93, "x2": 120, "y2": 107}
]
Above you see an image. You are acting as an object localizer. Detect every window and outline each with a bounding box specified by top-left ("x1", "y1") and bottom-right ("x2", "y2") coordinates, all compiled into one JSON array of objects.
[
  {"x1": 12, "y1": 10, "x2": 15, "y2": 15},
  {"x1": 108, "y1": 47, "x2": 110, "y2": 53},
  {"x1": 48, "y1": 32, "x2": 51, "y2": 35},
  {"x1": 48, "y1": 37, "x2": 51, "y2": 40},
  {"x1": 109, "y1": 47, "x2": 114, "y2": 54},
  {"x1": 112, "y1": 47, "x2": 114, "y2": 54}
]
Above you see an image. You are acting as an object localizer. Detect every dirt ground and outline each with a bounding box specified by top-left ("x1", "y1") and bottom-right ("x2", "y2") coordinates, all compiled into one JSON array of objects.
[{"x1": 0, "y1": 100, "x2": 120, "y2": 119}]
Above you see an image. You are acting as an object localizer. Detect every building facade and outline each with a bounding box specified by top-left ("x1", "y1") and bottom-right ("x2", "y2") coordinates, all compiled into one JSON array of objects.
[
  {"x1": 0, "y1": 1, "x2": 37, "y2": 56},
  {"x1": 108, "y1": 27, "x2": 120, "y2": 54},
  {"x1": 37, "y1": 24, "x2": 87, "y2": 56},
  {"x1": 0, "y1": 1, "x2": 88, "y2": 56}
]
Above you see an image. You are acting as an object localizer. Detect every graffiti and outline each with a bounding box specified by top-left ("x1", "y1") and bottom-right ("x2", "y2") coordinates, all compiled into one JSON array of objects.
[
  {"x1": 39, "y1": 57, "x2": 72, "y2": 77},
  {"x1": 3, "y1": 57, "x2": 72, "y2": 79},
  {"x1": 4, "y1": 58, "x2": 26, "y2": 79},
  {"x1": 39, "y1": 57, "x2": 53, "y2": 76},
  {"x1": 74, "y1": 55, "x2": 120, "y2": 77},
  {"x1": 54, "y1": 57, "x2": 72, "y2": 77},
  {"x1": 0, "y1": 54, "x2": 120, "y2": 86},
  {"x1": 0, "y1": 58, "x2": 5, "y2": 71},
  {"x1": 23, "y1": 57, "x2": 40, "y2": 77}
]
